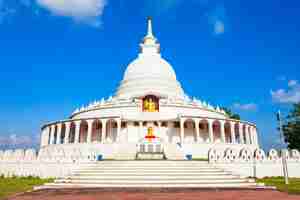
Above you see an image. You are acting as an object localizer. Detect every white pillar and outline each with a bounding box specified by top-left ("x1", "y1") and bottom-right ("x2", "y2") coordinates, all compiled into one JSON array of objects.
[
  {"x1": 251, "y1": 127, "x2": 256, "y2": 145},
  {"x1": 252, "y1": 127, "x2": 256, "y2": 145},
  {"x1": 167, "y1": 121, "x2": 172, "y2": 143},
  {"x1": 254, "y1": 127, "x2": 259, "y2": 146},
  {"x1": 101, "y1": 119, "x2": 107, "y2": 144},
  {"x1": 46, "y1": 126, "x2": 51, "y2": 145},
  {"x1": 230, "y1": 122, "x2": 236, "y2": 144},
  {"x1": 250, "y1": 126, "x2": 253, "y2": 145},
  {"x1": 158, "y1": 121, "x2": 162, "y2": 139},
  {"x1": 194, "y1": 119, "x2": 200, "y2": 143},
  {"x1": 220, "y1": 120, "x2": 226, "y2": 143},
  {"x1": 208, "y1": 119, "x2": 214, "y2": 143},
  {"x1": 41, "y1": 127, "x2": 50, "y2": 147},
  {"x1": 56, "y1": 123, "x2": 62, "y2": 144},
  {"x1": 50, "y1": 125, "x2": 55, "y2": 145},
  {"x1": 116, "y1": 119, "x2": 121, "y2": 143},
  {"x1": 253, "y1": 127, "x2": 258, "y2": 145},
  {"x1": 245, "y1": 125, "x2": 250, "y2": 144},
  {"x1": 64, "y1": 122, "x2": 71, "y2": 144},
  {"x1": 74, "y1": 121, "x2": 81, "y2": 144},
  {"x1": 45, "y1": 127, "x2": 50, "y2": 146},
  {"x1": 139, "y1": 121, "x2": 143, "y2": 139},
  {"x1": 180, "y1": 118, "x2": 185, "y2": 144},
  {"x1": 239, "y1": 123, "x2": 245, "y2": 144},
  {"x1": 87, "y1": 119, "x2": 94, "y2": 143}
]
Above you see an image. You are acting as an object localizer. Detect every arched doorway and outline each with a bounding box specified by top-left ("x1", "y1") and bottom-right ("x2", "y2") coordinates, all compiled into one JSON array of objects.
[
  {"x1": 213, "y1": 120, "x2": 221, "y2": 143},
  {"x1": 184, "y1": 119, "x2": 196, "y2": 143},
  {"x1": 243, "y1": 124, "x2": 247, "y2": 144},
  {"x1": 224, "y1": 122, "x2": 232, "y2": 143},
  {"x1": 79, "y1": 121, "x2": 88, "y2": 143},
  {"x1": 234, "y1": 123, "x2": 240, "y2": 143},
  {"x1": 60, "y1": 123, "x2": 66, "y2": 144},
  {"x1": 106, "y1": 119, "x2": 118, "y2": 143},
  {"x1": 69, "y1": 122, "x2": 76, "y2": 143},
  {"x1": 92, "y1": 120, "x2": 102, "y2": 143},
  {"x1": 199, "y1": 119, "x2": 209, "y2": 143},
  {"x1": 53, "y1": 125, "x2": 57, "y2": 144}
]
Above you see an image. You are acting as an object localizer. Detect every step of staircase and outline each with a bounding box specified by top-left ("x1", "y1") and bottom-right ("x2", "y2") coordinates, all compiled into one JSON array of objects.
[{"x1": 37, "y1": 161, "x2": 261, "y2": 190}]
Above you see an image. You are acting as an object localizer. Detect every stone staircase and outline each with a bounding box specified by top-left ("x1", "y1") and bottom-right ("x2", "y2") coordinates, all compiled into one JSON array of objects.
[{"x1": 36, "y1": 161, "x2": 260, "y2": 189}]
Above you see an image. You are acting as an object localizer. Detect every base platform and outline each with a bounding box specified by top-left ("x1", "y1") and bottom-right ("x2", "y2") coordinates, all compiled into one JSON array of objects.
[{"x1": 36, "y1": 161, "x2": 266, "y2": 190}]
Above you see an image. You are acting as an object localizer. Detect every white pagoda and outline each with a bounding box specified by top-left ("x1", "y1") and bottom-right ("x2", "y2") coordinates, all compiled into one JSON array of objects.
[{"x1": 39, "y1": 18, "x2": 259, "y2": 160}]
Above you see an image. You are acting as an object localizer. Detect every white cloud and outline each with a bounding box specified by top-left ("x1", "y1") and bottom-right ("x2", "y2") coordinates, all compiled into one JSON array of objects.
[
  {"x1": 206, "y1": 4, "x2": 227, "y2": 36},
  {"x1": 37, "y1": 0, "x2": 107, "y2": 27},
  {"x1": 288, "y1": 80, "x2": 297, "y2": 87},
  {"x1": 271, "y1": 80, "x2": 300, "y2": 104},
  {"x1": 214, "y1": 20, "x2": 225, "y2": 35},
  {"x1": 0, "y1": 0, "x2": 107, "y2": 26},
  {"x1": 233, "y1": 103, "x2": 257, "y2": 111},
  {"x1": 0, "y1": 133, "x2": 38, "y2": 148}
]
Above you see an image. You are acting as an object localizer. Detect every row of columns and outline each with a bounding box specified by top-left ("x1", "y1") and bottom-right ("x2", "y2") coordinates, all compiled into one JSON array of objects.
[
  {"x1": 41, "y1": 117, "x2": 258, "y2": 147},
  {"x1": 43, "y1": 118, "x2": 121, "y2": 146},
  {"x1": 179, "y1": 118, "x2": 258, "y2": 145}
]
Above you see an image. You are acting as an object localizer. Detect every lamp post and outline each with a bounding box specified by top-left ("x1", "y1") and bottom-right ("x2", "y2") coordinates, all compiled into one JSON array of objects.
[{"x1": 276, "y1": 110, "x2": 289, "y2": 185}]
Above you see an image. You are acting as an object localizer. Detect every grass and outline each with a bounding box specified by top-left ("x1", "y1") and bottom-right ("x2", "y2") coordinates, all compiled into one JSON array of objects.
[
  {"x1": 191, "y1": 158, "x2": 209, "y2": 161},
  {"x1": 257, "y1": 177, "x2": 300, "y2": 194},
  {"x1": 0, "y1": 175, "x2": 53, "y2": 199}
]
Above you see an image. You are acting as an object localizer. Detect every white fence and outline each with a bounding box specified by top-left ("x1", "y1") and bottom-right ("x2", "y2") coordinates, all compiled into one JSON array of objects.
[{"x1": 208, "y1": 148, "x2": 300, "y2": 178}]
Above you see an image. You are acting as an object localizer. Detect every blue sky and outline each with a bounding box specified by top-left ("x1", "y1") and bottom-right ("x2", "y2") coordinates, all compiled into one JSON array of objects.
[{"x1": 0, "y1": 0, "x2": 299, "y2": 150}]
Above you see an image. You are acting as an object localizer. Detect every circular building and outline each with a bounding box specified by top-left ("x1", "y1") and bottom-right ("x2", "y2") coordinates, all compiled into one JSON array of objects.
[{"x1": 39, "y1": 19, "x2": 259, "y2": 160}]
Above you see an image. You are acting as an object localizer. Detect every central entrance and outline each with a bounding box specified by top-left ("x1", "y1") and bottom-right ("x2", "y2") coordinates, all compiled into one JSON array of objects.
[{"x1": 136, "y1": 126, "x2": 165, "y2": 160}]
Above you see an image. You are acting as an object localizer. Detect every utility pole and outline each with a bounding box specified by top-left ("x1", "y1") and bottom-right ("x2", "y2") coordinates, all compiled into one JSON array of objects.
[{"x1": 277, "y1": 110, "x2": 289, "y2": 185}]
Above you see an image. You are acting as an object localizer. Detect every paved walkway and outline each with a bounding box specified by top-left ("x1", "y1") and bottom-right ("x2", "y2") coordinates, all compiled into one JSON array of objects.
[{"x1": 7, "y1": 189, "x2": 300, "y2": 200}]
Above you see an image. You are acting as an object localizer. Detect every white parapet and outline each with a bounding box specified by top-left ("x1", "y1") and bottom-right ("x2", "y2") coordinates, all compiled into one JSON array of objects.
[{"x1": 208, "y1": 148, "x2": 300, "y2": 178}]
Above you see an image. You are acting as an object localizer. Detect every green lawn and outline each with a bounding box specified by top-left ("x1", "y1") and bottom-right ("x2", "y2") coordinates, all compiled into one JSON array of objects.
[
  {"x1": 257, "y1": 177, "x2": 300, "y2": 194},
  {"x1": 0, "y1": 176, "x2": 53, "y2": 199}
]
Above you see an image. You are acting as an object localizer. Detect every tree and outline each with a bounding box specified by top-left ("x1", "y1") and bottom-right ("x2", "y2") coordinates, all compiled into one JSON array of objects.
[
  {"x1": 282, "y1": 103, "x2": 300, "y2": 150},
  {"x1": 221, "y1": 107, "x2": 241, "y2": 120}
]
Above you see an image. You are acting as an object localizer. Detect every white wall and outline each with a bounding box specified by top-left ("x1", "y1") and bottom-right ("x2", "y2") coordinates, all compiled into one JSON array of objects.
[{"x1": 209, "y1": 148, "x2": 300, "y2": 178}]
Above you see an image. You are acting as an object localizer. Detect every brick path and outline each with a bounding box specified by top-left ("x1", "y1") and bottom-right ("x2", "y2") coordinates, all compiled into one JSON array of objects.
[{"x1": 7, "y1": 189, "x2": 300, "y2": 200}]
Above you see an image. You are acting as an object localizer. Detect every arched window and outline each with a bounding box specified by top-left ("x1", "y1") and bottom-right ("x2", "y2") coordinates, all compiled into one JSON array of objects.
[{"x1": 143, "y1": 95, "x2": 159, "y2": 112}]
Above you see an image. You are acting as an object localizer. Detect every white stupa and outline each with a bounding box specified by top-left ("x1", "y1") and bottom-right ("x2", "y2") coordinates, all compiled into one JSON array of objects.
[{"x1": 39, "y1": 18, "x2": 259, "y2": 160}]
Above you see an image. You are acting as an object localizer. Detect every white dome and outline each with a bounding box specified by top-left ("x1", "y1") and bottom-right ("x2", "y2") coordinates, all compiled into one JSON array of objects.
[
  {"x1": 124, "y1": 54, "x2": 177, "y2": 81},
  {"x1": 115, "y1": 18, "x2": 185, "y2": 99},
  {"x1": 116, "y1": 53, "x2": 185, "y2": 99}
]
